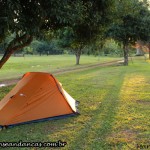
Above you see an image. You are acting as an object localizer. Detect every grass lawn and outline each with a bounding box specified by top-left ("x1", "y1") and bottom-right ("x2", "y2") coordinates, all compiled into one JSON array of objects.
[
  {"x1": 0, "y1": 55, "x2": 121, "y2": 81},
  {"x1": 0, "y1": 59, "x2": 150, "y2": 150}
]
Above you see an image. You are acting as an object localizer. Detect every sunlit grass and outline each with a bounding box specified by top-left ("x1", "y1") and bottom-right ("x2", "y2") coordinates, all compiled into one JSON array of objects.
[{"x1": 107, "y1": 74, "x2": 150, "y2": 149}]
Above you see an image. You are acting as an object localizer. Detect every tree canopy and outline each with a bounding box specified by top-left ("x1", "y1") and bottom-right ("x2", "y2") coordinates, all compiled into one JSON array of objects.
[
  {"x1": 107, "y1": 0, "x2": 150, "y2": 65},
  {"x1": 0, "y1": 0, "x2": 76, "y2": 68},
  {"x1": 56, "y1": 0, "x2": 114, "y2": 64}
]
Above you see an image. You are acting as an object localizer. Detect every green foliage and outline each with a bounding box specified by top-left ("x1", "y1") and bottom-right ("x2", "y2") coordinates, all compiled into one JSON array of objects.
[
  {"x1": 36, "y1": 41, "x2": 62, "y2": 55},
  {"x1": 103, "y1": 39, "x2": 122, "y2": 56},
  {"x1": 57, "y1": 0, "x2": 114, "y2": 50},
  {"x1": 56, "y1": 27, "x2": 74, "y2": 48},
  {"x1": 137, "y1": 9, "x2": 150, "y2": 42},
  {"x1": 0, "y1": 0, "x2": 113, "y2": 41},
  {"x1": 23, "y1": 47, "x2": 33, "y2": 55},
  {"x1": 0, "y1": 0, "x2": 74, "y2": 39},
  {"x1": 106, "y1": 0, "x2": 150, "y2": 65},
  {"x1": 22, "y1": 40, "x2": 63, "y2": 55},
  {"x1": 30, "y1": 40, "x2": 43, "y2": 53},
  {"x1": 107, "y1": 0, "x2": 150, "y2": 45},
  {"x1": 72, "y1": 0, "x2": 114, "y2": 44}
]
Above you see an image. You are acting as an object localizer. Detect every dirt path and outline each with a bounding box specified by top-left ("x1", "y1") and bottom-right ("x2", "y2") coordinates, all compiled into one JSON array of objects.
[{"x1": 0, "y1": 60, "x2": 123, "y2": 87}]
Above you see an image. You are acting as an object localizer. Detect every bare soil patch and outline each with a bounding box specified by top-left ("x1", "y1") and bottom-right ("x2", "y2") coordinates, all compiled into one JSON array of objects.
[{"x1": 136, "y1": 100, "x2": 150, "y2": 105}]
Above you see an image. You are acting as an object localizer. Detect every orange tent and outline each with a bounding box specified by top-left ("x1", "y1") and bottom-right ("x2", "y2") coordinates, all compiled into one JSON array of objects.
[{"x1": 0, "y1": 72, "x2": 79, "y2": 128}]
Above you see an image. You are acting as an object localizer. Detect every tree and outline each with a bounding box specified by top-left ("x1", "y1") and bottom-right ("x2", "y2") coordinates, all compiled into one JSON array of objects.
[
  {"x1": 103, "y1": 39, "x2": 121, "y2": 56},
  {"x1": 107, "y1": 0, "x2": 150, "y2": 65},
  {"x1": 139, "y1": 9, "x2": 150, "y2": 59},
  {"x1": 72, "y1": 0, "x2": 114, "y2": 65},
  {"x1": 0, "y1": 0, "x2": 75, "y2": 68},
  {"x1": 57, "y1": 0, "x2": 114, "y2": 65},
  {"x1": 36, "y1": 41, "x2": 62, "y2": 55}
]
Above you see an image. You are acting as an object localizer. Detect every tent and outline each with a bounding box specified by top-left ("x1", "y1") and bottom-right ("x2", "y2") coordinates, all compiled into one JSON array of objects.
[{"x1": 0, "y1": 72, "x2": 79, "y2": 128}]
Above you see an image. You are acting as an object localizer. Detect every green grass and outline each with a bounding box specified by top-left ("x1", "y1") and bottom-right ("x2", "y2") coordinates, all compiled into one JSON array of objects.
[
  {"x1": 0, "y1": 55, "x2": 120, "y2": 81},
  {"x1": 0, "y1": 59, "x2": 150, "y2": 150}
]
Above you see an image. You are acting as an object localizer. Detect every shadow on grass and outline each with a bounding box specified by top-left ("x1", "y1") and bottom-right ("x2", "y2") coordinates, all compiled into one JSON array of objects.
[{"x1": 68, "y1": 75, "x2": 126, "y2": 150}]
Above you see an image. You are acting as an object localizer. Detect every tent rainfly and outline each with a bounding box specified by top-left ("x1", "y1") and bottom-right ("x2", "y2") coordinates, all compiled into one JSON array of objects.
[{"x1": 0, "y1": 72, "x2": 79, "y2": 129}]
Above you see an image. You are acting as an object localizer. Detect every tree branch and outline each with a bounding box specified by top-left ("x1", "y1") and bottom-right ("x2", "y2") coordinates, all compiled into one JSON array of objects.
[{"x1": 0, "y1": 35, "x2": 33, "y2": 69}]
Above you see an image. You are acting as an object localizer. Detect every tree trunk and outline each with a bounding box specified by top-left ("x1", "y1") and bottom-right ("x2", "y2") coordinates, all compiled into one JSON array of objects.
[
  {"x1": 0, "y1": 51, "x2": 13, "y2": 69},
  {"x1": 75, "y1": 49, "x2": 81, "y2": 65},
  {"x1": 123, "y1": 43, "x2": 129, "y2": 66},
  {"x1": 148, "y1": 43, "x2": 150, "y2": 60},
  {"x1": 0, "y1": 34, "x2": 33, "y2": 69},
  {"x1": 76, "y1": 54, "x2": 80, "y2": 65}
]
